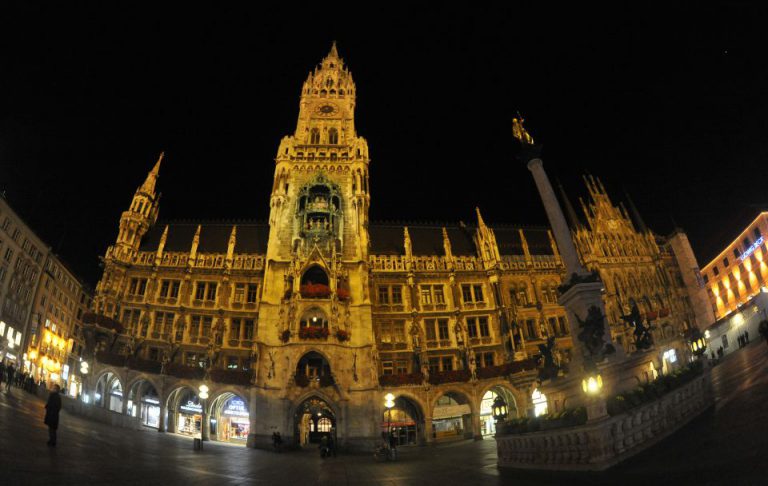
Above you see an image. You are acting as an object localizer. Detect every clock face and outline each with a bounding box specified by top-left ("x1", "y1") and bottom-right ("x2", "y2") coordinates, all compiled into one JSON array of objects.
[{"x1": 315, "y1": 103, "x2": 339, "y2": 116}]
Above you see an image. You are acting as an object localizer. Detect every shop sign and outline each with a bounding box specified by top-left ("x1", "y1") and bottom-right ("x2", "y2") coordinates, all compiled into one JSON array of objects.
[
  {"x1": 432, "y1": 403, "x2": 471, "y2": 420},
  {"x1": 180, "y1": 400, "x2": 202, "y2": 414},
  {"x1": 740, "y1": 236, "x2": 764, "y2": 261},
  {"x1": 62, "y1": 364, "x2": 69, "y2": 382},
  {"x1": 223, "y1": 398, "x2": 249, "y2": 417},
  {"x1": 4, "y1": 353, "x2": 16, "y2": 361},
  {"x1": 143, "y1": 397, "x2": 160, "y2": 405}
]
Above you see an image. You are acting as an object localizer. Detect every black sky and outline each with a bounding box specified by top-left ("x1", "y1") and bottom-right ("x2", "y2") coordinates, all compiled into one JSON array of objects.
[{"x1": 1, "y1": 3, "x2": 767, "y2": 286}]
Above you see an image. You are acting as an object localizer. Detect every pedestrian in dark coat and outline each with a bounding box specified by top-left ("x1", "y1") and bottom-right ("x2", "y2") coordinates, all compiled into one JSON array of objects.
[
  {"x1": 5, "y1": 364, "x2": 15, "y2": 391},
  {"x1": 44, "y1": 384, "x2": 62, "y2": 447}
]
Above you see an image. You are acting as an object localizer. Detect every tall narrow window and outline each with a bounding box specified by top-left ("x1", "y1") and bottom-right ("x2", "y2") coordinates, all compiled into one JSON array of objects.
[
  {"x1": 328, "y1": 128, "x2": 338, "y2": 144},
  {"x1": 310, "y1": 128, "x2": 320, "y2": 144}
]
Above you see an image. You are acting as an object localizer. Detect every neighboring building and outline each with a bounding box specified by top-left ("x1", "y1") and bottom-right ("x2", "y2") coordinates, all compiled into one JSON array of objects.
[
  {"x1": 0, "y1": 194, "x2": 92, "y2": 393},
  {"x1": 0, "y1": 196, "x2": 47, "y2": 366},
  {"x1": 700, "y1": 212, "x2": 768, "y2": 320},
  {"x1": 26, "y1": 256, "x2": 92, "y2": 396},
  {"x1": 87, "y1": 44, "x2": 702, "y2": 450}
]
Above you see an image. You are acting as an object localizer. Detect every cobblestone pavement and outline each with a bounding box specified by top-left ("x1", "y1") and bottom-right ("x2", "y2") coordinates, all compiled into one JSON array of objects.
[{"x1": 1, "y1": 342, "x2": 766, "y2": 485}]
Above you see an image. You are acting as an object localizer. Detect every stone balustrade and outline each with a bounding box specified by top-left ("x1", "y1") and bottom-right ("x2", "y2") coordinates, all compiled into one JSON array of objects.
[{"x1": 496, "y1": 369, "x2": 713, "y2": 471}]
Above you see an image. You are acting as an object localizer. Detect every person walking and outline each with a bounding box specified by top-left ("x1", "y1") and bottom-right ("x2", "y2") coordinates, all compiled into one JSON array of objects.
[
  {"x1": 5, "y1": 363, "x2": 15, "y2": 391},
  {"x1": 44, "y1": 384, "x2": 62, "y2": 447},
  {"x1": 0, "y1": 361, "x2": 5, "y2": 386},
  {"x1": 759, "y1": 320, "x2": 768, "y2": 347}
]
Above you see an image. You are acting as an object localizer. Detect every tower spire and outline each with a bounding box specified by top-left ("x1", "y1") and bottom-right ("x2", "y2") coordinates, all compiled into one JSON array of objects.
[
  {"x1": 140, "y1": 152, "x2": 164, "y2": 194},
  {"x1": 624, "y1": 190, "x2": 649, "y2": 234},
  {"x1": 557, "y1": 179, "x2": 582, "y2": 230},
  {"x1": 328, "y1": 41, "x2": 339, "y2": 59}
]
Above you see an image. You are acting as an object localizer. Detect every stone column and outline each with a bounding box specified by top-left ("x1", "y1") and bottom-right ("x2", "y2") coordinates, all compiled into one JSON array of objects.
[
  {"x1": 471, "y1": 410, "x2": 482, "y2": 440},
  {"x1": 527, "y1": 158, "x2": 586, "y2": 278},
  {"x1": 158, "y1": 403, "x2": 167, "y2": 432}
]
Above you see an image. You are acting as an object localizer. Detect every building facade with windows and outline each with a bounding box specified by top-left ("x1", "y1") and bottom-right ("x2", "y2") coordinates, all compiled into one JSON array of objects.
[
  {"x1": 700, "y1": 212, "x2": 768, "y2": 320},
  {"x1": 86, "y1": 44, "x2": 706, "y2": 450},
  {"x1": 0, "y1": 195, "x2": 92, "y2": 394}
]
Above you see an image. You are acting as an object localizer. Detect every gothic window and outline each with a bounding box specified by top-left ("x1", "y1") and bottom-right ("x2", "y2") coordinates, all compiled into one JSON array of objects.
[
  {"x1": 310, "y1": 129, "x2": 320, "y2": 144},
  {"x1": 328, "y1": 128, "x2": 338, "y2": 144},
  {"x1": 300, "y1": 308, "x2": 328, "y2": 329}
]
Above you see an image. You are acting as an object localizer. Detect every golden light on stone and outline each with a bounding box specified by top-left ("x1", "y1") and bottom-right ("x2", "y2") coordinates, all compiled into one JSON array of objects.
[
  {"x1": 198, "y1": 384, "x2": 210, "y2": 400},
  {"x1": 582, "y1": 374, "x2": 603, "y2": 395}
]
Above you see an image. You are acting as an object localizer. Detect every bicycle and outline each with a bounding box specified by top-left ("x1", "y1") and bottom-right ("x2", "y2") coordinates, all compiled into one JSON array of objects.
[{"x1": 373, "y1": 443, "x2": 396, "y2": 462}]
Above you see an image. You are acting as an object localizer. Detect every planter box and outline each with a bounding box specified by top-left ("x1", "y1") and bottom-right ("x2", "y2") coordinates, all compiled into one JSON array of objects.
[{"x1": 495, "y1": 370, "x2": 713, "y2": 471}]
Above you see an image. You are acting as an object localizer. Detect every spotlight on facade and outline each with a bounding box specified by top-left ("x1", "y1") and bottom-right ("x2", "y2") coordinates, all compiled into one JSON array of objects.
[
  {"x1": 581, "y1": 374, "x2": 603, "y2": 395},
  {"x1": 384, "y1": 392, "x2": 395, "y2": 409},
  {"x1": 198, "y1": 384, "x2": 209, "y2": 400},
  {"x1": 80, "y1": 361, "x2": 89, "y2": 375}
]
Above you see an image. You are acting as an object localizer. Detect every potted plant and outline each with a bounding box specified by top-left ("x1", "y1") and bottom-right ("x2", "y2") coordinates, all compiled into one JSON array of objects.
[
  {"x1": 336, "y1": 329, "x2": 350, "y2": 342},
  {"x1": 280, "y1": 330, "x2": 291, "y2": 343}
]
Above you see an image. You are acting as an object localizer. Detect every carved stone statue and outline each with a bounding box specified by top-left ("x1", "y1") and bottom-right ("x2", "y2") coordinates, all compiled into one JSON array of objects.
[
  {"x1": 536, "y1": 336, "x2": 560, "y2": 381},
  {"x1": 575, "y1": 305, "x2": 616, "y2": 368},
  {"x1": 620, "y1": 303, "x2": 654, "y2": 350}
]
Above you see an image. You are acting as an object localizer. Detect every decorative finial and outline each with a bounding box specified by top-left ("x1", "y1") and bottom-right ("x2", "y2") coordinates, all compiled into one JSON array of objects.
[
  {"x1": 328, "y1": 41, "x2": 339, "y2": 59},
  {"x1": 512, "y1": 112, "x2": 535, "y2": 145}
]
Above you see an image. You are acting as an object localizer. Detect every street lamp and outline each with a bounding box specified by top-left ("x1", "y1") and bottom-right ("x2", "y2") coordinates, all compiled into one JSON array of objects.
[
  {"x1": 384, "y1": 393, "x2": 395, "y2": 458},
  {"x1": 198, "y1": 384, "x2": 209, "y2": 443},
  {"x1": 492, "y1": 395, "x2": 508, "y2": 422}
]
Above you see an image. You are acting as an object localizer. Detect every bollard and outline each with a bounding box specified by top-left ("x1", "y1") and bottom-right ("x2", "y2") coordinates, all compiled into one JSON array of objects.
[{"x1": 193, "y1": 438, "x2": 203, "y2": 451}]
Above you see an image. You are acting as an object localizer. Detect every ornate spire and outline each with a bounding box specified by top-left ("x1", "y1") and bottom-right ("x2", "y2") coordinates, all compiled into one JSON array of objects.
[
  {"x1": 475, "y1": 207, "x2": 486, "y2": 229},
  {"x1": 189, "y1": 224, "x2": 202, "y2": 264},
  {"x1": 226, "y1": 225, "x2": 237, "y2": 262},
  {"x1": 557, "y1": 179, "x2": 582, "y2": 230},
  {"x1": 140, "y1": 152, "x2": 164, "y2": 194},
  {"x1": 625, "y1": 191, "x2": 649, "y2": 234},
  {"x1": 518, "y1": 229, "x2": 531, "y2": 259},
  {"x1": 403, "y1": 226, "x2": 413, "y2": 259},
  {"x1": 442, "y1": 227, "x2": 453, "y2": 260},
  {"x1": 327, "y1": 41, "x2": 339, "y2": 60},
  {"x1": 156, "y1": 225, "x2": 169, "y2": 259}
]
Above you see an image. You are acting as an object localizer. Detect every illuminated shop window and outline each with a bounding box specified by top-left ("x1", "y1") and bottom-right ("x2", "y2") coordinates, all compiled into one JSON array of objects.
[{"x1": 532, "y1": 388, "x2": 548, "y2": 417}]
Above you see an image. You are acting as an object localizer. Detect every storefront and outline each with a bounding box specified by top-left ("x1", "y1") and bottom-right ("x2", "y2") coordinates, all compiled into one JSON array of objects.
[
  {"x1": 431, "y1": 396, "x2": 471, "y2": 441},
  {"x1": 177, "y1": 399, "x2": 203, "y2": 436},
  {"x1": 217, "y1": 396, "x2": 249, "y2": 443},
  {"x1": 381, "y1": 408, "x2": 418, "y2": 446},
  {"x1": 140, "y1": 397, "x2": 161, "y2": 428}
]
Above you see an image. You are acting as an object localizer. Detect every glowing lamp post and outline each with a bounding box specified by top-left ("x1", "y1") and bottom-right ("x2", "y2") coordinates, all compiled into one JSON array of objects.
[
  {"x1": 582, "y1": 373, "x2": 608, "y2": 421},
  {"x1": 199, "y1": 384, "x2": 209, "y2": 443},
  {"x1": 384, "y1": 393, "x2": 396, "y2": 458}
]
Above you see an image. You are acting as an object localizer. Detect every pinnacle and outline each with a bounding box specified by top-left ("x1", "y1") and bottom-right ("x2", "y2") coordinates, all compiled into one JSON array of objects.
[{"x1": 328, "y1": 41, "x2": 339, "y2": 59}]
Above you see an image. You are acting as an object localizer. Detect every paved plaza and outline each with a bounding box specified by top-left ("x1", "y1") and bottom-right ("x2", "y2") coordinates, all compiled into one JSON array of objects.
[{"x1": 1, "y1": 342, "x2": 767, "y2": 485}]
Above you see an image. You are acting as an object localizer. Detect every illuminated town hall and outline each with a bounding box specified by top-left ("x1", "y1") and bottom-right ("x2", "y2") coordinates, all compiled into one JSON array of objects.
[{"x1": 85, "y1": 44, "x2": 712, "y2": 450}]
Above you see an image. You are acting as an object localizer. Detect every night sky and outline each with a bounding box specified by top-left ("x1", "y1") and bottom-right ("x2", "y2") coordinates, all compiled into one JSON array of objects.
[{"x1": 2, "y1": 4, "x2": 767, "y2": 286}]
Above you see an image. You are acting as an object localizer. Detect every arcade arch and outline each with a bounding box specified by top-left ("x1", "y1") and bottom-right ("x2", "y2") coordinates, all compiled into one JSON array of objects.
[
  {"x1": 293, "y1": 395, "x2": 336, "y2": 447},
  {"x1": 431, "y1": 391, "x2": 472, "y2": 442},
  {"x1": 94, "y1": 371, "x2": 123, "y2": 413},
  {"x1": 478, "y1": 385, "x2": 519, "y2": 436},
  {"x1": 126, "y1": 379, "x2": 161, "y2": 428},
  {"x1": 208, "y1": 392, "x2": 250, "y2": 445},
  {"x1": 382, "y1": 394, "x2": 426, "y2": 446}
]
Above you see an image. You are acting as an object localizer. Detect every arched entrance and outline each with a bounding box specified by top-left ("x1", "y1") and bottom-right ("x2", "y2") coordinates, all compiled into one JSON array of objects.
[
  {"x1": 94, "y1": 372, "x2": 123, "y2": 413},
  {"x1": 209, "y1": 392, "x2": 250, "y2": 445},
  {"x1": 431, "y1": 391, "x2": 472, "y2": 442},
  {"x1": 479, "y1": 386, "x2": 518, "y2": 436},
  {"x1": 382, "y1": 395, "x2": 425, "y2": 446},
  {"x1": 165, "y1": 386, "x2": 203, "y2": 437},
  {"x1": 127, "y1": 380, "x2": 160, "y2": 429},
  {"x1": 294, "y1": 396, "x2": 336, "y2": 447}
]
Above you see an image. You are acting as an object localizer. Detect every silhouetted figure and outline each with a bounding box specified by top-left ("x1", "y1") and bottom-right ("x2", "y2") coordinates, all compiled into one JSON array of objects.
[
  {"x1": 44, "y1": 384, "x2": 62, "y2": 447},
  {"x1": 745, "y1": 330, "x2": 749, "y2": 343},
  {"x1": 5, "y1": 364, "x2": 15, "y2": 391}
]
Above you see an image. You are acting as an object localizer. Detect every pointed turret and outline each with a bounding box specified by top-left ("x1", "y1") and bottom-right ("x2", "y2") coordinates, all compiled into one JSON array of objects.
[
  {"x1": 625, "y1": 191, "x2": 649, "y2": 234},
  {"x1": 154, "y1": 224, "x2": 169, "y2": 265},
  {"x1": 442, "y1": 227, "x2": 453, "y2": 260},
  {"x1": 557, "y1": 179, "x2": 582, "y2": 231},
  {"x1": 327, "y1": 41, "x2": 339, "y2": 60},
  {"x1": 403, "y1": 226, "x2": 413, "y2": 259},
  {"x1": 519, "y1": 229, "x2": 531, "y2": 260},
  {"x1": 189, "y1": 224, "x2": 201, "y2": 266},
  {"x1": 226, "y1": 225, "x2": 237, "y2": 263},
  {"x1": 140, "y1": 152, "x2": 164, "y2": 195},
  {"x1": 475, "y1": 207, "x2": 486, "y2": 229}
]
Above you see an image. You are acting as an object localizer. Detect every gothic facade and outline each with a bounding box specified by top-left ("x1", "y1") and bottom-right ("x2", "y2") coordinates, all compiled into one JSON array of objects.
[{"x1": 88, "y1": 45, "x2": 708, "y2": 449}]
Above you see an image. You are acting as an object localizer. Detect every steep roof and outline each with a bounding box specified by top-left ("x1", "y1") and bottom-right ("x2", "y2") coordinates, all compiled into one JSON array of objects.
[{"x1": 139, "y1": 221, "x2": 269, "y2": 254}]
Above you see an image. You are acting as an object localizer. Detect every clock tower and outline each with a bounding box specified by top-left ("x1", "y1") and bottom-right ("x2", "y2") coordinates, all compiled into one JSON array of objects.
[{"x1": 259, "y1": 42, "x2": 375, "y2": 395}]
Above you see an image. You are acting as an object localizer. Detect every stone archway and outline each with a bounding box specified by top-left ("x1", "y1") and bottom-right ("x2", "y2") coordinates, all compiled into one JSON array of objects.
[
  {"x1": 126, "y1": 379, "x2": 161, "y2": 429},
  {"x1": 94, "y1": 371, "x2": 123, "y2": 413},
  {"x1": 164, "y1": 385, "x2": 202, "y2": 437},
  {"x1": 478, "y1": 384, "x2": 519, "y2": 437},
  {"x1": 207, "y1": 391, "x2": 250, "y2": 445},
  {"x1": 382, "y1": 393, "x2": 427, "y2": 446},
  {"x1": 430, "y1": 390, "x2": 474, "y2": 442},
  {"x1": 293, "y1": 394, "x2": 338, "y2": 448}
]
